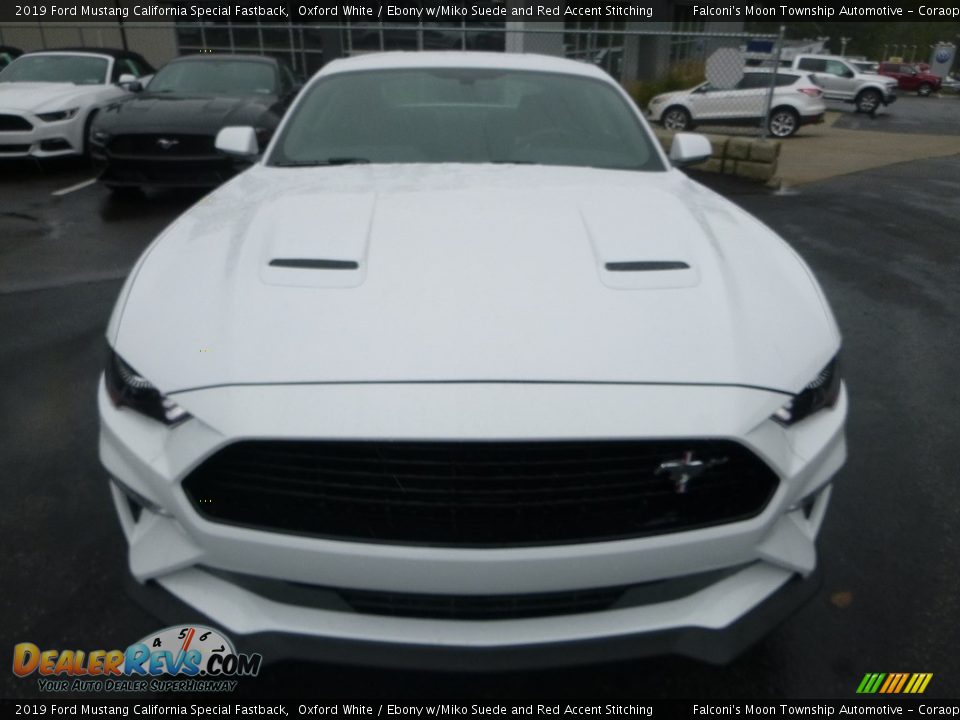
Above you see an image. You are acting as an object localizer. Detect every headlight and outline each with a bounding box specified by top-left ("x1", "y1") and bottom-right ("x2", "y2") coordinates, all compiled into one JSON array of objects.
[
  {"x1": 104, "y1": 351, "x2": 190, "y2": 426},
  {"x1": 650, "y1": 96, "x2": 666, "y2": 105},
  {"x1": 36, "y1": 107, "x2": 79, "y2": 122},
  {"x1": 772, "y1": 355, "x2": 842, "y2": 427}
]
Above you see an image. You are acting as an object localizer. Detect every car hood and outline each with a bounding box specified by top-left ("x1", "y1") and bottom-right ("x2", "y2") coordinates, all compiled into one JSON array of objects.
[
  {"x1": 869, "y1": 74, "x2": 899, "y2": 87},
  {"x1": 649, "y1": 89, "x2": 689, "y2": 107},
  {"x1": 96, "y1": 92, "x2": 277, "y2": 133},
  {"x1": 0, "y1": 81, "x2": 93, "y2": 111},
  {"x1": 110, "y1": 164, "x2": 840, "y2": 395}
]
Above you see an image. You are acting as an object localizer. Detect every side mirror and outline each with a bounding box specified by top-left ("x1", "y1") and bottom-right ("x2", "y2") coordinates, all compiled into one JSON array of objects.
[
  {"x1": 669, "y1": 133, "x2": 712, "y2": 167},
  {"x1": 844, "y1": 70, "x2": 855, "y2": 78},
  {"x1": 117, "y1": 74, "x2": 142, "y2": 92},
  {"x1": 215, "y1": 126, "x2": 259, "y2": 157}
]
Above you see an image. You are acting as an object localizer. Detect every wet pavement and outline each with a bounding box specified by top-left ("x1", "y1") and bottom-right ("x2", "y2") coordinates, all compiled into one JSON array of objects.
[
  {"x1": 831, "y1": 93, "x2": 960, "y2": 135},
  {"x1": 1, "y1": 155, "x2": 959, "y2": 699}
]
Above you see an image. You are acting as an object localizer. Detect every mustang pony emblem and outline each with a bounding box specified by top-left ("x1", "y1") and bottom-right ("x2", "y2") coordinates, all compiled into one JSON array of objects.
[
  {"x1": 156, "y1": 138, "x2": 179, "y2": 150},
  {"x1": 656, "y1": 452, "x2": 729, "y2": 494}
]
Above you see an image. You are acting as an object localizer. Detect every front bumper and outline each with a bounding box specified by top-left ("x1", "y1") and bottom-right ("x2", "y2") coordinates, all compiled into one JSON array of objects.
[
  {"x1": 91, "y1": 148, "x2": 245, "y2": 188},
  {"x1": 101, "y1": 380, "x2": 846, "y2": 668},
  {"x1": 0, "y1": 110, "x2": 84, "y2": 157},
  {"x1": 126, "y1": 561, "x2": 822, "y2": 670}
]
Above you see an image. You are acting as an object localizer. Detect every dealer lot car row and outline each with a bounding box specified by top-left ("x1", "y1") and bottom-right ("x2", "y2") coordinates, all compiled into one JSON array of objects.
[
  {"x1": 97, "y1": 52, "x2": 847, "y2": 668},
  {"x1": 0, "y1": 49, "x2": 299, "y2": 190},
  {"x1": 0, "y1": 48, "x2": 154, "y2": 159}
]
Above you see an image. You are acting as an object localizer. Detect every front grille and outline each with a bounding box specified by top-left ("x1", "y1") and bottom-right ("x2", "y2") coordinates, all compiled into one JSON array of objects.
[
  {"x1": 107, "y1": 133, "x2": 215, "y2": 157},
  {"x1": 0, "y1": 144, "x2": 30, "y2": 153},
  {"x1": 183, "y1": 440, "x2": 778, "y2": 547},
  {"x1": 0, "y1": 114, "x2": 32, "y2": 132}
]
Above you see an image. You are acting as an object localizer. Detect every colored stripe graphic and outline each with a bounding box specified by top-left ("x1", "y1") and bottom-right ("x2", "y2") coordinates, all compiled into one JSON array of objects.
[{"x1": 857, "y1": 673, "x2": 933, "y2": 694}]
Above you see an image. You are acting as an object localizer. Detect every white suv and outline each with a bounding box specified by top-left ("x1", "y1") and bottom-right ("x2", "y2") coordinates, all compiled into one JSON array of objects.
[
  {"x1": 648, "y1": 69, "x2": 826, "y2": 138},
  {"x1": 789, "y1": 54, "x2": 897, "y2": 113}
]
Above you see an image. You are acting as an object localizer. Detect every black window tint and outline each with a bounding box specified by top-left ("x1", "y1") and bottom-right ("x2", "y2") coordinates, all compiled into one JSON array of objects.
[
  {"x1": 736, "y1": 73, "x2": 769, "y2": 90},
  {"x1": 774, "y1": 73, "x2": 799, "y2": 87},
  {"x1": 798, "y1": 58, "x2": 826, "y2": 73}
]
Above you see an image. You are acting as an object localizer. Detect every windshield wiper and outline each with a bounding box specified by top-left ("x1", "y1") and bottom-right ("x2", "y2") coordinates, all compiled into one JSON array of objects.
[{"x1": 274, "y1": 158, "x2": 371, "y2": 167}]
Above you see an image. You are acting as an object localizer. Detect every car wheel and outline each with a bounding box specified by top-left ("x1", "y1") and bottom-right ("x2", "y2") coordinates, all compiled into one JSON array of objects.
[
  {"x1": 82, "y1": 109, "x2": 98, "y2": 157},
  {"x1": 855, "y1": 89, "x2": 882, "y2": 114},
  {"x1": 768, "y1": 107, "x2": 800, "y2": 138},
  {"x1": 662, "y1": 106, "x2": 692, "y2": 131},
  {"x1": 918, "y1": 83, "x2": 933, "y2": 97}
]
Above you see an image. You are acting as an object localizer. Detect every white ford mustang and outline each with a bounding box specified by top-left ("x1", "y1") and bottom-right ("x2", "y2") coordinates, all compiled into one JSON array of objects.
[
  {"x1": 0, "y1": 49, "x2": 152, "y2": 158},
  {"x1": 100, "y1": 52, "x2": 846, "y2": 669}
]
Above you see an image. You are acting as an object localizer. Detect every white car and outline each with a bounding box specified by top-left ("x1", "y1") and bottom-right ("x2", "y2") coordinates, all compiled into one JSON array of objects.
[
  {"x1": 101, "y1": 52, "x2": 846, "y2": 669},
  {"x1": 648, "y1": 69, "x2": 827, "y2": 137},
  {"x1": 790, "y1": 54, "x2": 897, "y2": 113},
  {"x1": 0, "y1": 49, "x2": 153, "y2": 159}
]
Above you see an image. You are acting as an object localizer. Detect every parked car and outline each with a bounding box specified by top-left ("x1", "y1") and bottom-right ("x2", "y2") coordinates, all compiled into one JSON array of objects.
[
  {"x1": 790, "y1": 54, "x2": 897, "y2": 113},
  {"x1": 0, "y1": 48, "x2": 153, "y2": 159},
  {"x1": 877, "y1": 62, "x2": 942, "y2": 96},
  {"x1": 648, "y1": 69, "x2": 826, "y2": 137},
  {"x1": 89, "y1": 54, "x2": 299, "y2": 194},
  {"x1": 101, "y1": 51, "x2": 846, "y2": 669},
  {"x1": 0, "y1": 46, "x2": 22, "y2": 71}
]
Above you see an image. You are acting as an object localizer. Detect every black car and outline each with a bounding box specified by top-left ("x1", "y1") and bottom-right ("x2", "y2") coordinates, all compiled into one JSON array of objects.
[
  {"x1": 90, "y1": 54, "x2": 300, "y2": 193},
  {"x1": 0, "y1": 46, "x2": 22, "y2": 71}
]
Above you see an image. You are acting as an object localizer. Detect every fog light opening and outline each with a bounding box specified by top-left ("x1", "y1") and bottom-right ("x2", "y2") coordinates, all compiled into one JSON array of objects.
[
  {"x1": 39, "y1": 138, "x2": 72, "y2": 152},
  {"x1": 110, "y1": 477, "x2": 170, "y2": 518}
]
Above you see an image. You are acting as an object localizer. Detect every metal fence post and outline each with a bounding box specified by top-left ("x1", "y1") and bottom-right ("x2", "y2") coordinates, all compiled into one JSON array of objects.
[{"x1": 760, "y1": 25, "x2": 785, "y2": 138}]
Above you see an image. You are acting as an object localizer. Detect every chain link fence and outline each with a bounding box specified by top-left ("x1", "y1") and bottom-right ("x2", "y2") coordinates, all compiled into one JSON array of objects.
[{"x1": 1, "y1": 21, "x2": 799, "y2": 137}]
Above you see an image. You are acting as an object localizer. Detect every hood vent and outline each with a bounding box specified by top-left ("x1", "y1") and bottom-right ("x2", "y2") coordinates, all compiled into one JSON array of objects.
[
  {"x1": 605, "y1": 261, "x2": 690, "y2": 272},
  {"x1": 269, "y1": 258, "x2": 359, "y2": 270}
]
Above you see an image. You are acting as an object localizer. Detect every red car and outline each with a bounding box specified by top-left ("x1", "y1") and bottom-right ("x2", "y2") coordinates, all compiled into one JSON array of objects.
[{"x1": 877, "y1": 62, "x2": 942, "y2": 96}]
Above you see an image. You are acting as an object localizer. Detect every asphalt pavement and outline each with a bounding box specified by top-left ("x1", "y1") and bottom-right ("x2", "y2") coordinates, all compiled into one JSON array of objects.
[
  {"x1": 1, "y1": 154, "x2": 959, "y2": 700},
  {"x1": 830, "y1": 92, "x2": 960, "y2": 135}
]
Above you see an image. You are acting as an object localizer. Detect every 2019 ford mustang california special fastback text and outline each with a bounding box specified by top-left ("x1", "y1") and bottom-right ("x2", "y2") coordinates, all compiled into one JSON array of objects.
[{"x1": 100, "y1": 52, "x2": 847, "y2": 669}]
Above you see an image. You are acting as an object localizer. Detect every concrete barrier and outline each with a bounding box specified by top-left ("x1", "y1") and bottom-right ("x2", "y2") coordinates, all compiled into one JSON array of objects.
[{"x1": 653, "y1": 129, "x2": 781, "y2": 183}]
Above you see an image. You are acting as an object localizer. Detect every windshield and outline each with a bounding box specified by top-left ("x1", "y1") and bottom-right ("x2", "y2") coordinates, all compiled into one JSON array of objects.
[
  {"x1": 269, "y1": 68, "x2": 664, "y2": 171},
  {"x1": 0, "y1": 54, "x2": 108, "y2": 85},
  {"x1": 147, "y1": 59, "x2": 278, "y2": 96}
]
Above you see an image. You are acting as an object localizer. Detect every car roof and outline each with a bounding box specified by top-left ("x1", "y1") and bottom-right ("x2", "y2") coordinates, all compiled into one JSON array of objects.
[
  {"x1": 170, "y1": 53, "x2": 277, "y2": 64},
  {"x1": 24, "y1": 47, "x2": 132, "y2": 59},
  {"x1": 796, "y1": 54, "x2": 848, "y2": 61},
  {"x1": 745, "y1": 68, "x2": 801, "y2": 75},
  {"x1": 320, "y1": 51, "x2": 609, "y2": 80}
]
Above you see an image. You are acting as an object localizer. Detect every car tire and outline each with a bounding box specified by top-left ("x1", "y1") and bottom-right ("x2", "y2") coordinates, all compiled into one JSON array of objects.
[
  {"x1": 768, "y1": 107, "x2": 800, "y2": 138},
  {"x1": 855, "y1": 89, "x2": 882, "y2": 114},
  {"x1": 82, "y1": 109, "x2": 98, "y2": 157},
  {"x1": 662, "y1": 106, "x2": 692, "y2": 131},
  {"x1": 918, "y1": 83, "x2": 933, "y2": 97},
  {"x1": 105, "y1": 184, "x2": 143, "y2": 200}
]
